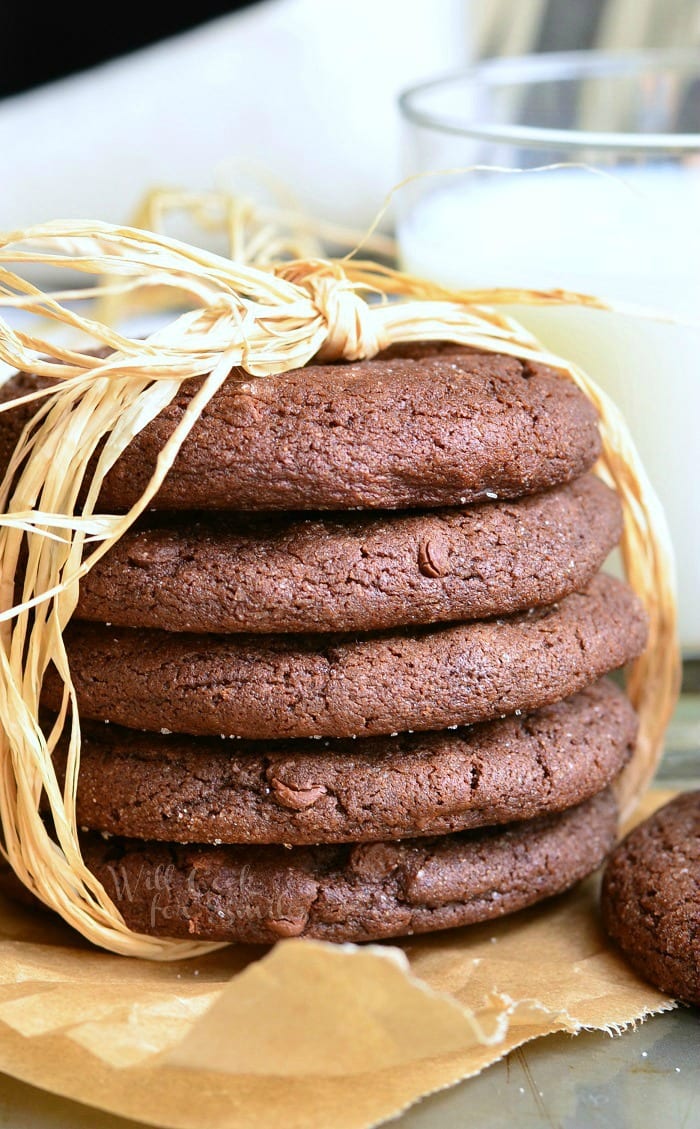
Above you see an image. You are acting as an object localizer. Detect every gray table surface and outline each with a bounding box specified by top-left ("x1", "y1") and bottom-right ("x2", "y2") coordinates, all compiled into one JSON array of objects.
[{"x1": 1, "y1": 1009, "x2": 697, "y2": 1129}]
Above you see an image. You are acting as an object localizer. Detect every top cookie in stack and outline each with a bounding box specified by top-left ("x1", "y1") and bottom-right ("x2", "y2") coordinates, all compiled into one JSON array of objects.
[{"x1": 2, "y1": 343, "x2": 647, "y2": 944}]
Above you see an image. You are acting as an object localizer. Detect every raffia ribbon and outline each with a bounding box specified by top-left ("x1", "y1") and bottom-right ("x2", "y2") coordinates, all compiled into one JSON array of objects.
[{"x1": 0, "y1": 220, "x2": 680, "y2": 959}]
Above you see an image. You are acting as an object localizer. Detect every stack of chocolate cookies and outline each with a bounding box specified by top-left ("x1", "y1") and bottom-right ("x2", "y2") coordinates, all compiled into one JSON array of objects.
[{"x1": 3, "y1": 344, "x2": 647, "y2": 943}]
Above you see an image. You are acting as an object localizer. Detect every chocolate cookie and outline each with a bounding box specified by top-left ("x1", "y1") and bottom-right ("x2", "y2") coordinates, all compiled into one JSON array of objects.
[
  {"x1": 82, "y1": 788, "x2": 618, "y2": 943},
  {"x1": 73, "y1": 475, "x2": 621, "y2": 634},
  {"x1": 44, "y1": 574, "x2": 647, "y2": 739},
  {"x1": 59, "y1": 680, "x2": 635, "y2": 845},
  {"x1": 601, "y1": 792, "x2": 700, "y2": 1005},
  {"x1": 1, "y1": 345, "x2": 600, "y2": 511}
]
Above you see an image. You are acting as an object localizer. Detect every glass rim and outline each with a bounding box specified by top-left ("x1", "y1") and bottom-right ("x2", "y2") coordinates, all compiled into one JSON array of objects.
[{"x1": 399, "y1": 48, "x2": 700, "y2": 153}]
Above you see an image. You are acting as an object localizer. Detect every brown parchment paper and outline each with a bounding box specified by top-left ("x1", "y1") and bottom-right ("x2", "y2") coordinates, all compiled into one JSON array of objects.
[{"x1": 0, "y1": 790, "x2": 677, "y2": 1129}]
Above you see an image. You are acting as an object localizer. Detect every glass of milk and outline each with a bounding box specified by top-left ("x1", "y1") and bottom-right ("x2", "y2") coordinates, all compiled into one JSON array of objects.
[{"x1": 398, "y1": 49, "x2": 700, "y2": 669}]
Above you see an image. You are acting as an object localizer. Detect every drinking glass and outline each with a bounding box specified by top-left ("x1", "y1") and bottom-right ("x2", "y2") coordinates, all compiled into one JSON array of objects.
[{"x1": 398, "y1": 49, "x2": 700, "y2": 675}]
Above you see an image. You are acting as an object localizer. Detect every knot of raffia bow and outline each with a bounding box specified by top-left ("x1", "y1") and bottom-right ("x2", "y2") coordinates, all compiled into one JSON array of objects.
[
  {"x1": 267, "y1": 258, "x2": 388, "y2": 359},
  {"x1": 298, "y1": 270, "x2": 386, "y2": 362}
]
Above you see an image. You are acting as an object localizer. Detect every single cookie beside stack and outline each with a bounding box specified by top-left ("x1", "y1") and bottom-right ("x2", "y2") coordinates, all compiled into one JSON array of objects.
[
  {"x1": 4, "y1": 344, "x2": 648, "y2": 943},
  {"x1": 602, "y1": 792, "x2": 700, "y2": 1005}
]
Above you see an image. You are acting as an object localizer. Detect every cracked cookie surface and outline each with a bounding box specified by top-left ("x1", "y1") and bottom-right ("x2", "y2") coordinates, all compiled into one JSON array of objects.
[
  {"x1": 72, "y1": 474, "x2": 621, "y2": 634},
  {"x1": 44, "y1": 574, "x2": 647, "y2": 739},
  {"x1": 1, "y1": 344, "x2": 600, "y2": 511},
  {"x1": 56, "y1": 680, "x2": 635, "y2": 844},
  {"x1": 81, "y1": 788, "x2": 619, "y2": 943}
]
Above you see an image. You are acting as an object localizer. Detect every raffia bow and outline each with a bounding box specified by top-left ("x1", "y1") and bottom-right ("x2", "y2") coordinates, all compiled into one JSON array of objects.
[{"x1": 0, "y1": 219, "x2": 679, "y2": 958}]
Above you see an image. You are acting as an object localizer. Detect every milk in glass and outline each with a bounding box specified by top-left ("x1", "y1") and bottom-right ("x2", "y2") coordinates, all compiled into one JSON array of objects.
[{"x1": 399, "y1": 167, "x2": 700, "y2": 650}]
